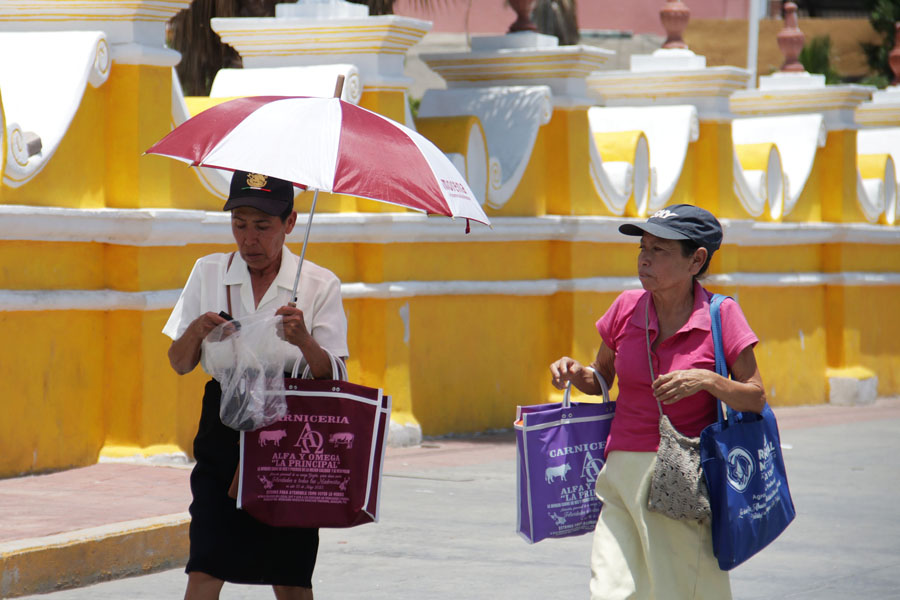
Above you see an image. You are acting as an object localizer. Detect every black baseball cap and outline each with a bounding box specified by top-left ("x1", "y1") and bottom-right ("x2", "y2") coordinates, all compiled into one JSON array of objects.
[
  {"x1": 223, "y1": 170, "x2": 294, "y2": 216},
  {"x1": 619, "y1": 204, "x2": 723, "y2": 253}
]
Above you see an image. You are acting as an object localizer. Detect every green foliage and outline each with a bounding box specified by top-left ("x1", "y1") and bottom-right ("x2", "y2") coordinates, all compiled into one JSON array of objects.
[
  {"x1": 861, "y1": 0, "x2": 900, "y2": 87},
  {"x1": 861, "y1": 73, "x2": 891, "y2": 88},
  {"x1": 799, "y1": 36, "x2": 842, "y2": 84},
  {"x1": 408, "y1": 96, "x2": 421, "y2": 119}
]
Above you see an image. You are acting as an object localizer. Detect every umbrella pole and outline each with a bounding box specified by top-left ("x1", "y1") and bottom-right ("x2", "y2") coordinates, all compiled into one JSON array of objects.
[{"x1": 290, "y1": 189, "x2": 319, "y2": 304}]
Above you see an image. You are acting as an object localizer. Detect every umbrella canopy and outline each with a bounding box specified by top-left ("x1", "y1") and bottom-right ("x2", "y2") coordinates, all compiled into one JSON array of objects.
[{"x1": 146, "y1": 95, "x2": 490, "y2": 227}]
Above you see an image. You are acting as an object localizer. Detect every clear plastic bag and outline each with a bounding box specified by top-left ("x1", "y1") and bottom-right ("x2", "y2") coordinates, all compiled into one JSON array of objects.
[{"x1": 202, "y1": 312, "x2": 290, "y2": 431}]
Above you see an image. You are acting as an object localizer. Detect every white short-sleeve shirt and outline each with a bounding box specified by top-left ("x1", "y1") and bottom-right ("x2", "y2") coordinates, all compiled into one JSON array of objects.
[{"x1": 162, "y1": 246, "x2": 349, "y2": 376}]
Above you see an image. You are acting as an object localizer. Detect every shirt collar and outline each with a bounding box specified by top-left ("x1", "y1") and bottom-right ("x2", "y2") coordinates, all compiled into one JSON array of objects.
[
  {"x1": 684, "y1": 279, "x2": 712, "y2": 333},
  {"x1": 223, "y1": 247, "x2": 296, "y2": 288},
  {"x1": 630, "y1": 279, "x2": 711, "y2": 335},
  {"x1": 273, "y1": 245, "x2": 299, "y2": 292},
  {"x1": 223, "y1": 251, "x2": 247, "y2": 286}
]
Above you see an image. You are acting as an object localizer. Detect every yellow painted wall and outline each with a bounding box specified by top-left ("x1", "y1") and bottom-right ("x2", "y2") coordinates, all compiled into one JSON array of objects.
[
  {"x1": 842, "y1": 286, "x2": 900, "y2": 395},
  {"x1": 2, "y1": 53, "x2": 900, "y2": 479},
  {"x1": 407, "y1": 294, "x2": 554, "y2": 434},
  {"x1": 723, "y1": 286, "x2": 829, "y2": 406},
  {"x1": 0, "y1": 312, "x2": 106, "y2": 474},
  {"x1": 1, "y1": 236, "x2": 899, "y2": 476}
]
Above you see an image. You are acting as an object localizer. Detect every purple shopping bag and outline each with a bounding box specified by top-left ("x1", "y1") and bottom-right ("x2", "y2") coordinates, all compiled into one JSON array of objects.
[
  {"x1": 515, "y1": 374, "x2": 615, "y2": 543},
  {"x1": 237, "y1": 378, "x2": 391, "y2": 528}
]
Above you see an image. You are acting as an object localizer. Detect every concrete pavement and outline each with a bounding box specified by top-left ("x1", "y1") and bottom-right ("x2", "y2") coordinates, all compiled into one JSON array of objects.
[{"x1": 4, "y1": 398, "x2": 900, "y2": 599}]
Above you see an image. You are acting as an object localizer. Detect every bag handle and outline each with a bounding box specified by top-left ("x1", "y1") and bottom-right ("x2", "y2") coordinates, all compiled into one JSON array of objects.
[
  {"x1": 709, "y1": 293, "x2": 729, "y2": 378},
  {"x1": 290, "y1": 350, "x2": 348, "y2": 381},
  {"x1": 562, "y1": 367, "x2": 611, "y2": 408}
]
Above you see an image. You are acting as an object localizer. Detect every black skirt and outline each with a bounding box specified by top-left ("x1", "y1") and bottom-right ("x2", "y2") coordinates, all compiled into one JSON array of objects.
[{"x1": 186, "y1": 379, "x2": 319, "y2": 587}]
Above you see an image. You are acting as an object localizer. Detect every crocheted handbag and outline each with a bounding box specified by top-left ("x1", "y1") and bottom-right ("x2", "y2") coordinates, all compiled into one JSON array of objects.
[{"x1": 643, "y1": 296, "x2": 712, "y2": 522}]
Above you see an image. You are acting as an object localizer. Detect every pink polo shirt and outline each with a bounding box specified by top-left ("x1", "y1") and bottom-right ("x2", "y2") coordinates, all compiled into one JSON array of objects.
[{"x1": 596, "y1": 280, "x2": 758, "y2": 455}]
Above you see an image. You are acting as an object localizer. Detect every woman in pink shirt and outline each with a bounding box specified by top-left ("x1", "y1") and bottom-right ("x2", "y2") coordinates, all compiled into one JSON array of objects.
[{"x1": 550, "y1": 204, "x2": 766, "y2": 599}]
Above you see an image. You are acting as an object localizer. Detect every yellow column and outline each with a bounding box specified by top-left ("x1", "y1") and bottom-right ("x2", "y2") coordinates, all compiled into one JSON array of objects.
[
  {"x1": 100, "y1": 247, "x2": 209, "y2": 458},
  {"x1": 544, "y1": 107, "x2": 615, "y2": 216},
  {"x1": 818, "y1": 130, "x2": 869, "y2": 397},
  {"x1": 345, "y1": 243, "x2": 417, "y2": 434},
  {"x1": 358, "y1": 89, "x2": 407, "y2": 125},
  {"x1": 820, "y1": 130, "x2": 863, "y2": 223},
  {"x1": 348, "y1": 298, "x2": 416, "y2": 432},
  {"x1": 692, "y1": 121, "x2": 744, "y2": 218},
  {"x1": 105, "y1": 64, "x2": 173, "y2": 208}
]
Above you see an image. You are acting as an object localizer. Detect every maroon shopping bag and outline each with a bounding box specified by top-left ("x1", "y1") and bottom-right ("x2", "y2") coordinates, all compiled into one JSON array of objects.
[{"x1": 237, "y1": 378, "x2": 391, "y2": 528}]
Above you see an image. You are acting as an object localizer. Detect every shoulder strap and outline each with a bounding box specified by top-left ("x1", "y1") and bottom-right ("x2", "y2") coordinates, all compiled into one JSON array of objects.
[
  {"x1": 643, "y1": 294, "x2": 664, "y2": 419},
  {"x1": 709, "y1": 293, "x2": 729, "y2": 378},
  {"x1": 710, "y1": 293, "x2": 735, "y2": 423}
]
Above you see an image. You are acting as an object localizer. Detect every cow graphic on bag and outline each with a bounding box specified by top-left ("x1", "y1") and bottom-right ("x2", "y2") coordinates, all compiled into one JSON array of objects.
[
  {"x1": 545, "y1": 462, "x2": 571, "y2": 484},
  {"x1": 258, "y1": 429, "x2": 287, "y2": 447}
]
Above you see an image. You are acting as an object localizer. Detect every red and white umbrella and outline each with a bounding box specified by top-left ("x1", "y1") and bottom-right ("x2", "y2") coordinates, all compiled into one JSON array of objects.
[
  {"x1": 146, "y1": 95, "x2": 489, "y2": 227},
  {"x1": 146, "y1": 95, "x2": 490, "y2": 301}
]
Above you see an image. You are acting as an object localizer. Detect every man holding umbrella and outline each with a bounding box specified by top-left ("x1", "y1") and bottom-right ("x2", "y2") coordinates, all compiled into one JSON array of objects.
[{"x1": 163, "y1": 170, "x2": 348, "y2": 600}]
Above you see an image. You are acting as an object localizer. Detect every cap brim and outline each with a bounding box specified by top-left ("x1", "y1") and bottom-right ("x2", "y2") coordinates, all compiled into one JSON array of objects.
[
  {"x1": 619, "y1": 222, "x2": 690, "y2": 240},
  {"x1": 223, "y1": 196, "x2": 289, "y2": 216}
]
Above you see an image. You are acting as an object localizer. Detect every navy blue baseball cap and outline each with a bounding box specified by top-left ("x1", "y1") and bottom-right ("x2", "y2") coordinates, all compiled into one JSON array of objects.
[
  {"x1": 223, "y1": 170, "x2": 294, "y2": 216},
  {"x1": 619, "y1": 204, "x2": 723, "y2": 253}
]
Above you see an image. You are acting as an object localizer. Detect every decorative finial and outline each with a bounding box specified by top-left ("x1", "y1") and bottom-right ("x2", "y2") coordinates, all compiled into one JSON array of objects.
[
  {"x1": 508, "y1": 0, "x2": 538, "y2": 33},
  {"x1": 889, "y1": 23, "x2": 900, "y2": 85},
  {"x1": 660, "y1": 0, "x2": 691, "y2": 50},
  {"x1": 777, "y1": 2, "x2": 806, "y2": 72}
]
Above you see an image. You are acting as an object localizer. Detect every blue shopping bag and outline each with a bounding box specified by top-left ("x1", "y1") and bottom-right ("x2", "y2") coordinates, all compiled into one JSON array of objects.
[
  {"x1": 515, "y1": 372, "x2": 615, "y2": 543},
  {"x1": 700, "y1": 294, "x2": 796, "y2": 570}
]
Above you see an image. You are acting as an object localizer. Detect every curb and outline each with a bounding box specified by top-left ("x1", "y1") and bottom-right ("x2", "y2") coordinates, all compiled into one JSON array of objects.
[{"x1": 0, "y1": 513, "x2": 189, "y2": 598}]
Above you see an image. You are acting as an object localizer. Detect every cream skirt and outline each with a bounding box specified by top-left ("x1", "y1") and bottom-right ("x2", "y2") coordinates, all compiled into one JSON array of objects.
[{"x1": 590, "y1": 451, "x2": 731, "y2": 600}]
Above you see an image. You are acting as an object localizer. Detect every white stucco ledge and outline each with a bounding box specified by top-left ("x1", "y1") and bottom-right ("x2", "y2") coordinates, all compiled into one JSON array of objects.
[
  {"x1": 587, "y1": 66, "x2": 750, "y2": 122},
  {"x1": 1, "y1": 206, "x2": 899, "y2": 246},
  {"x1": 856, "y1": 85, "x2": 900, "y2": 128},
  {"x1": 210, "y1": 14, "x2": 431, "y2": 82},
  {"x1": 210, "y1": 64, "x2": 363, "y2": 105},
  {"x1": 421, "y1": 44, "x2": 612, "y2": 108},
  {"x1": 730, "y1": 83, "x2": 874, "y2": 131},
  {"x1": 2, "y1": 271, "x2": 900, "y2": 313}
]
